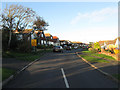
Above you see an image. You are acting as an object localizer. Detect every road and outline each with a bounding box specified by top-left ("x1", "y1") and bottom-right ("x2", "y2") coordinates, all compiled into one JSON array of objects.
[{"x1": 3, "y1": 49, "x2": 118, "y2": 88}]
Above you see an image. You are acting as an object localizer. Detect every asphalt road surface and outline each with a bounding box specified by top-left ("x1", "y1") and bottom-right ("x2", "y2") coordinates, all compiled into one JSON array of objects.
[{"x1": 3, "y1": 49, "x2": 118, "y2": 88}]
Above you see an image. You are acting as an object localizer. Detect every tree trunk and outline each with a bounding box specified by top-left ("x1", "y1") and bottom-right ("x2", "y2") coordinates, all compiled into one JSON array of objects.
[{"x1": 8, "y1": 21, "x2": 12, "y2": 49}]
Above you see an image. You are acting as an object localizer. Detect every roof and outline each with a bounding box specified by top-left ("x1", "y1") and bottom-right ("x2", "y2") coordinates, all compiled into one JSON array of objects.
[
  {"x1": 114, "y1": 37, "x2": 120, "y2": 42},
  {"x1": 53, "y1": 36, "x2": 58, "y2": 39},
  {"x1": 99, "y1": 40, "x2": 116, "y2": 46},
  {"x1": 13, "y1": 30, "x2": 19, "y2": 34},
  {"x1": 20, "y1": 29, "x2": 42, "y2": 34},
  {"x1": 71, "y1": 41, "x2": 82, "y2": 44},
  {"x1": 44, "y1": 33, "x2": 51, "y2": 37}
]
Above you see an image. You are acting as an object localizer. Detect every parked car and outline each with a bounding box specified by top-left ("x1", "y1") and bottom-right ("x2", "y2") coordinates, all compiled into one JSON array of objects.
[
  {"x1": 53, "y1": 46, "x2": 63, "y2": 52},
  {"x1": 74, "y1": 46, "x2": 78, "y2": 49},
  {"x1": 66, "y1": 46, "x2": 72, "y2": 50}
]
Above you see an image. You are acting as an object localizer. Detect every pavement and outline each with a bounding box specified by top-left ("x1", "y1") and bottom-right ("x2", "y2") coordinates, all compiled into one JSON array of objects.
[{"x1": 2, "y1": 49, "x2": 119, "y2": 88}]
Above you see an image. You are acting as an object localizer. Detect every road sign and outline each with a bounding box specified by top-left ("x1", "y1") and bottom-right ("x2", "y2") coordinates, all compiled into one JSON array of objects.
[{"x1": 31, "y1": 39, "x2": 37, "y2": 46}]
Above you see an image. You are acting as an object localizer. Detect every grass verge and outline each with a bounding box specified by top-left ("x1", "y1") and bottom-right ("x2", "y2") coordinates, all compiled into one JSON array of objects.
[
  {"x1": 3, "y1": 49, "x2": 52, "y2": 61},
  {"x1": 112, "y1": 74, "x2": 120, "y2": 81},
  {"x1": 80, "y1": 54, "x2": 109, "y2": 63},
  {"x1": 1, "y1": 68, "x2": 16, "y2": 81},
  {"x1": 82, "y1": 51, "x2": 115, "y2": 61}
]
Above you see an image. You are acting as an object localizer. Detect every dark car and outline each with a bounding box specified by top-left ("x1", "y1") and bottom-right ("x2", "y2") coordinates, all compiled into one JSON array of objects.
[
  {"x1": 66, "y1": 46, "x2": 72, "y2": 50},
  {"x1": 53, "y1": 46, "x2": 63, "y2": 52}
]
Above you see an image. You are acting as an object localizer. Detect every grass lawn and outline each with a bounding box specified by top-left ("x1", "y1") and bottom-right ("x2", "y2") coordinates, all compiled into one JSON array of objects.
[
  {"x1": 80, "y1": 54, "x2": 109, "y2": 63},
  {"x1": 2, "y1": 68, "x2": 16, "y2": 81},
  {"x1": 82, "y1": 51, "x2": 116, "y2": 61},
  {"x1": 3, "y1": 49, "x2": 52, "y2": 61},
  {"x1": 112, "y1": 74, "x2": 120, "y2": 81}
]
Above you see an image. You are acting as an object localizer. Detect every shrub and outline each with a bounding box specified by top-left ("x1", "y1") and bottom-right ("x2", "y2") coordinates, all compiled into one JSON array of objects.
[
  {"x1": 114, "y1": 48, "x2": 119, "y2": 54},
  {"x1": 88, "y1": 48, "x2": 97, "y2": 53},
  {"x1": 93, "y1": 42, "x2": 101, "y2": 52},
  {"x1": 88, "y1": 48, "x2": 92, "y2": 51},
  {"x1": 37, "y1": 45, "x2": 45, "y2": 49},
  {"x1": 107, "y1": 44, "x2": 116, "y2": 54},
  {"x1": 37, "y1": 44, "x2": 53, "y2": 49},
  {"x1": 91, "y1": 48, "x2": 98, "y2": 53},
  {"x1": 17, "y1": 40, "x2": 31, "y2": 52}
]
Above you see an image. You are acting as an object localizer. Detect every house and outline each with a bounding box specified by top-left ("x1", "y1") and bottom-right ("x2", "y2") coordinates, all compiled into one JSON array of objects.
[
  {"x1": 52, "y1": 36, "x2": 60, "y2": 46},
  {"x1": 71, "y1": 41, "x2": 83, "y2": 47},
  {"x1": 98, "y1": 37, "x2": 120, "y2": 50},
  {"x1": 44, "y1": 33, "x2": 54, "y2": 46},
  {"x1": 13, "y1": 29, "x2": 47, "y2": 46},
  {"x1": 114, "y1": 37, "x2": 120, "y2": 49}
]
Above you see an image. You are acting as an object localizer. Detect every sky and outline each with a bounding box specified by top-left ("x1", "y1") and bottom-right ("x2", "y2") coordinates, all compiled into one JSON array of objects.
[{"x1": 1, "y1": 2, "x2": 118, "y2": 43}]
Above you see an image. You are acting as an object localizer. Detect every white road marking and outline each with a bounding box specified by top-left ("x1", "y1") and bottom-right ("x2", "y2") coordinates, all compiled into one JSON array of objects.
[{"x1": 61, "y1": 68, "x2": 70, "y2": 88}]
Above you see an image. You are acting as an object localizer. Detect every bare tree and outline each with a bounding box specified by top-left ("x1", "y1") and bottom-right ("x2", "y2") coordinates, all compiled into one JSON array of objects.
[
  {"x1": 2, "y1": 4, "x2": 36, "y2": 49},
  {"x1": 33, "y1": 16, "x2": 49, "y2": 31},
  {"x1": 33, "y1": 16, "x2": 49, "y2": 50}
]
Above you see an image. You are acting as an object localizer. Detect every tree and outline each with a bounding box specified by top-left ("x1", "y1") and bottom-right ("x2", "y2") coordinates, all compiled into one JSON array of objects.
[
  {"x1": 33, "y1": 16, "x2": 49, "y2": 31},
  {"x1": 2, "y1": 4, "x2": 36, "y2": 49},
  {"x1": 89, "y1": 42, "x2": 94, "y2": 48},
  {"x1": 33, "y1": 16, "x2": 49, "y2": 49},
  {"x1": 94, "y1": 42, "x2": 101, "y2": 52}
]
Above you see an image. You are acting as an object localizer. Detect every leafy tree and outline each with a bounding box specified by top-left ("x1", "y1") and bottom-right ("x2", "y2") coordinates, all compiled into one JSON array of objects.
[
  {"x1": 93, "y1": 42, "x2": 101, "y2": 52},
  {"x1": 89, "y1": 42, "x2": 94, "y2": 48}
]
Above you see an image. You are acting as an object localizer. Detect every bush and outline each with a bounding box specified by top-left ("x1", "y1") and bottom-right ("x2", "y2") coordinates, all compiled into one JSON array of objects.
[
  {"x1": 37, "y1": 45, "x2": 45, "y2": 49},
  {"x1": 88, "y1": 48, "x2": 98, "y2": 53},
  {"x1": 114, "y1": 48, "x2": 119, "y2": 54},
  {"x1": 93, "y1": 42, "x2": 101, "y2": 52},
  {"x1": 88, "y1": 48, "x2": 92, "y2": 51},
  {"x1": 37, "y1": 44, "x2": 53, "y2": 49},
  {"x1": 107, "y1": 44, "x2": 116, "y2": 54},
  {"x1": 17, "y1": 40, "x2": 31, "y2": 52},
  {"x1": 91, "y1": 48, "x2": 98, "y2": 53}
]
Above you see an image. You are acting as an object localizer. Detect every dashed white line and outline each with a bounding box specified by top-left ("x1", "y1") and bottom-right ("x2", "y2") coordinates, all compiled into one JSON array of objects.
[{"x1": 61, "y1": 68, "x2": 70, "y2": 88}]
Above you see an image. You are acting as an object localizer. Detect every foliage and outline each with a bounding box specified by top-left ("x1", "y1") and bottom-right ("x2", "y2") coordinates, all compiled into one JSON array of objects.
[
  {"x1": 33, "y1": 16, "x2": 49, "y2": 31},
  {"x1": 114, "y1": 48, "x2": 119, "y2": 54},
  {"x1": 17, "y1": 40, "x2": 31, "y2": 52},
  {"x1": 88, "y1": 48, "x2": 97, "y2": 53},
  {"x1": 88, "y1": 48, "x2": 92, "y2": 51},
  {"x1": 89, "y1": 42, "x2": 94, "y2": 48},
  {"x1": 37, "y1": 44, "x2": 53, "y2": 49},
  {"x1": 2, "y1": 4, "x2": 36, "y2": 49},
  {"x1": 106, "y1": 44, "x2": 116, "y2": 54},
  {"x1": 93, "y1": 42, "x2": 101, "y2": 52},
  {"x1": 2, "y1": 30, "x2": 18, "y2": 51}
]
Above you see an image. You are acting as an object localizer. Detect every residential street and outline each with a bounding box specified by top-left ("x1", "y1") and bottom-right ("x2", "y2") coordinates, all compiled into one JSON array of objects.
[{"x1": 3, "y1": 49, "x2": 118, "y2": 88}]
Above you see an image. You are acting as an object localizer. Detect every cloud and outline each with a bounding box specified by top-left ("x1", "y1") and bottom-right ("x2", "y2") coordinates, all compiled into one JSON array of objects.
[{"x1": 70, "y1": 7, "x2": 118, "y2": 25}]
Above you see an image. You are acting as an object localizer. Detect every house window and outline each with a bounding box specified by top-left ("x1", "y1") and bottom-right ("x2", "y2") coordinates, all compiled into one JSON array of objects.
[
  {"x1": 41, "y1": 34, "x2": 43, "y2": 37},
  {"x1": 44, "y1": 41, "x2": 46, "y2": 44},
  {"x1": 41, "y1": 40, "x2": 43, "y2": 45}
]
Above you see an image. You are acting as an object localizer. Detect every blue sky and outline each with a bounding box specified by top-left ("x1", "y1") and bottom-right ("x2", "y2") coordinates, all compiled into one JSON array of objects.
[{"x1": 2, "y1": 2, "x2": 118, "y2": 43}]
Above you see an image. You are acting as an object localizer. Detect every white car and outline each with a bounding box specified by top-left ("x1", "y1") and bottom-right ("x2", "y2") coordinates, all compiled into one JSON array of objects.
[
  {"x1": 53, "y1": 46, "x2": 63, "y2": 52},
  {"x1": 74, "y1": 46, "x2": 78, "y2": 49}
]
